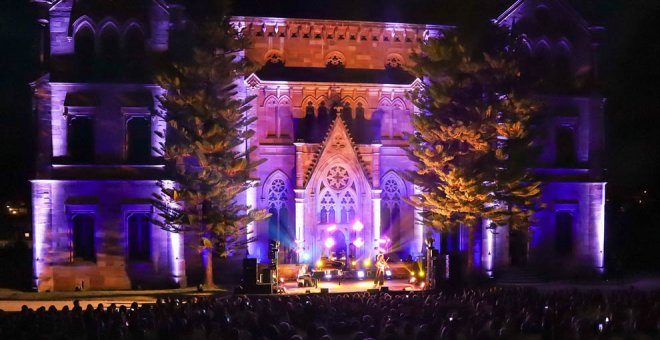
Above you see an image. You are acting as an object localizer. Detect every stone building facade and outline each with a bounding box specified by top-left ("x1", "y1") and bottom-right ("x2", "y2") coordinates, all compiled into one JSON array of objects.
[{"x1": 30, "y1": 0, "x2": 605, "y2": 290}]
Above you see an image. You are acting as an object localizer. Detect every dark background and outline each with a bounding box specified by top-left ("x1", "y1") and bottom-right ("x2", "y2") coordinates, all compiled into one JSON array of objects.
[{"x1": 0, "y1": 0, "x2": 658, "y2": 273}]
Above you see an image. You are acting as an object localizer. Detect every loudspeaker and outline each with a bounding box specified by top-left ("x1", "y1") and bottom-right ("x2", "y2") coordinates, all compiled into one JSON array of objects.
[
  {"x1": 242, "y1": 258, "x2": 257, "y2": 286},
  {"x1": 320, "y1": 288, "x2": 329, "y2": 294},
  {"x1": 261, "y1": 269, "x2": 272, "y2": 284},
  {"x1": 380, "y1": 286, "x2": 389, "y2": 292},
  {"x1": 367, "y1": 289, "x2": 379, "y2": 294}
]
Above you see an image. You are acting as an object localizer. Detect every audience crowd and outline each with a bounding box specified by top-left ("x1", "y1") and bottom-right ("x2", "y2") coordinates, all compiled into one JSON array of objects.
[{"x1": 0, "y1": 287, "x2": 657, "y2": 340}]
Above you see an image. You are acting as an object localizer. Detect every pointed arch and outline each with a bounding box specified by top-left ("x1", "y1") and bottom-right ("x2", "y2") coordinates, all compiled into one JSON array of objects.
[
  {"x1": 340, "y1": 96, "x2": 356, "y2": 108},
  {"x1": 277, "y1": 95, "x2": 292, "y2": 106},
  {"x1": 124, "y1": 23, "x2": 145, "y2": 52},
  {"x1": 262, "y1": 170, "x2": 294, "y2": 255},
  {"x1": 555, "y1": 40, "x2": 573, "y2": 86},
  {"x1": 377, "y1": 97, "x2": 393, "y2": 107},
  {"x1": 74, "y1": 22, "x2": 95, "y2": 57},
  {"x1": 72, "y1": 17, "x2": 97, "y2": 37},
  {"x1": 381, "y1": 171, "x2": 406, "y2": 252},
  {"x1": 262, "y1": 95, "x2": 293, "y2": 139},
  {"x1": 391, "y1": 97, "x2": 407, "y2": 110},
  {"x1": 98, "y1": 20, "x2": 121, "y2": 38},
  {"x1": 353, "y1": 96, "x2": 368, "y2": 109},
  {"x1": 278, "y1": 95, "x2": 293, "y2": 138},
  {"x1": 533, "y1": 39, "x2": 552, "y2": 81},
  {"x1": 381, "y1": 170, "x2": 407, "y2": 197},
  {"x1": 98, "y1": 22, "x2": 120, "y2": 67},
  {"x1": 300, "y1": 95, "x2": 318, "y2": 110},
  {"x1": 316, "y1": 162, "x2": 360, "y2": 226}
]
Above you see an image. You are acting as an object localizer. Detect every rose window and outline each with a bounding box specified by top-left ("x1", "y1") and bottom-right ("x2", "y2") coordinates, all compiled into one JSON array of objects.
[{"x1": 326, "y1": 166, "x2": 350, "y2": 190}]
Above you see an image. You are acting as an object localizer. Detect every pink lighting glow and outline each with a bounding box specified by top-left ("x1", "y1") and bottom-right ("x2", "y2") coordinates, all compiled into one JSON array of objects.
[
  {"x1": 324, "y1": 237, "x2": 335, "y2": 248},
  {"x1": 353, "y1": 237, "x2": 364, "y2": 248},
  {"x1": 352, "y1": 221, "x2": 364, "y2": 231},
  {"x1": 327, "y1": 225, "x2": 337, "y2": 232}
]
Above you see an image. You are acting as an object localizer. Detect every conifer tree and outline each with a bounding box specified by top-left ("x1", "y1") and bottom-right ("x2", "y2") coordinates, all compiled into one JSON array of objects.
[
  {"x1": 405, "y1": 25, "x2": 543, "y2": 268},
  {"x1": 152, "y1": 14, "x2": 268, "y2": 288}
]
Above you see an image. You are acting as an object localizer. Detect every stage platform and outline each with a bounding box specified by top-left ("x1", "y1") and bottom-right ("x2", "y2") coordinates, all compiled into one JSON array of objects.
[{"x1": 281, "y1": 278, "x2": 421, "y2": 294}]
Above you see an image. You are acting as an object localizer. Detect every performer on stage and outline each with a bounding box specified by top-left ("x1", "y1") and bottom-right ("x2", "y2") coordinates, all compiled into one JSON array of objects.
[{"x1": 373, "y1": 254, "x2": 389, "y2": 287}]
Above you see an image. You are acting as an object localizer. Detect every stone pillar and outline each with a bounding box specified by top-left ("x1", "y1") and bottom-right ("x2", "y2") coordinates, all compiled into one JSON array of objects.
[
  {"x1": 592, "y1": 182, "x2": 606, "y2": 273},
  {"x1": 32, "y1": 181, "x2": 54, "y2": 291},
  {"x1": 413, "y1": 185, "x2": 425, "y2": 256},
  {"x1": 294, "y1": 143, "x2": 304, "y2": 188},
  {"x1": 482, "y1": 219, "x2": 495, "y2": 277},
  {"x1": 371, "y1": 189, "x2": 382, "y2": 248},
  {"x1": 169, "y1": 231, "x2": 186, "y2": 287},
  {"x1": 294, "y1": 189, "x2": 305, "y2": 258},
  {"x1": 246, "y1": 181, "x2": 258, "y2": 257}
]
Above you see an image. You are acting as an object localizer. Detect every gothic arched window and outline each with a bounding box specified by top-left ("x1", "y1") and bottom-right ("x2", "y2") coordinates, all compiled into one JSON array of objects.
[
  {"x1": 318, "y1": 165, "x2": 357, "y2": 225},
  {"x1": 124, "y1": 26, "x2": 145, "y2": 78},
  {"x1": 99, "y1": 25, "x2": 120, "y2": 79},
  {"x1": 381, "y1": 173, "x2": 404, "y2": 245},
  {"x1": 74, "y1": 25, "x2": 95, "y2": 75},
  {"x1": 127, "y1": 212, "x2": 151, "y2": 261},
  {"x1": 266, "y1": 175, "x2": 291, "y2": 247},
  {"x1": 264, "y1": 96, "x2": 293, "y2": 139},
  {"x1": 378, "y1": 98, "x2": 407, "y2": 140},
  {"x1": 124, "y1": 26, "x2": 145, "y2": 57}
]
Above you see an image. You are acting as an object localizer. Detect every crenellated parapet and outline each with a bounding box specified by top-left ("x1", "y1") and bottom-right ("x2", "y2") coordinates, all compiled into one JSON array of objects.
[{"x1": 233, "y1": 16, "x2": 449, "y2": 69}]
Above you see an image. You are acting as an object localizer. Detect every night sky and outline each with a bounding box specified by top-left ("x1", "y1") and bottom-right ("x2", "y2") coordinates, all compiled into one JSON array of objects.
[{"x1": 0, "y1": 0, "x2": 658, "y2": 271}]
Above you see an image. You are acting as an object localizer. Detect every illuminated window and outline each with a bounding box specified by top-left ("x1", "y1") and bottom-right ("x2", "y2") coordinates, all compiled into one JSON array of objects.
[
  {"x1": 72, "y1": 213, "x2": 95, "y2": 261},
  {"x1": 267, "y1": 176, "x2": 291, "y2": 247},
  {"x1": 381, "y1": 173, "x2": 403, "y2": 242},
  {"x1": 319, "y1": 166, "x2": 357, "y2": 224},
  {"x1": 126, "y1": 116, "x2": 151, "y2": 163},
  {"x1": 68, "y1": 115, "x2": 94, "y2": 163},
  {"x1": 127, "y1": 213, "x2": 151, "y2": 261}
]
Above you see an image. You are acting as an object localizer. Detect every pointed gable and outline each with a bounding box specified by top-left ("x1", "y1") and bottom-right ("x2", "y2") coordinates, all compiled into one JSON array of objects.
[
  {"x1": 497, "y1": 0, "x2": 591, "y2": 32},
  {"x1": 303, "y1": 116, "x2": 372, "y2": 189}
]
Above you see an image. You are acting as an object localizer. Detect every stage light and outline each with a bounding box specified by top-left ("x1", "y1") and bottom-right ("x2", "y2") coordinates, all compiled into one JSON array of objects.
[
  {"x1": 357, "y1": 270, "x2": 365, "y2": 279},
  {"x1": 324, "y1": 273, "x2": 332, "y2": 280},
  {"x1": 409, "y1": 277, "x2": 416, "y2": 283},
  {"x1": 385, "y1": 270, "x2": 392, "y2": 277},
  {"x1": 316, "y1": 259, "x2": 323, "y2": 268},
  {"x1": 363, "y1": 259, "x2": 371, "y2": 268},
  {"x1": 411, "y1": 271, "x2": 416, "y2": 276},
  {"x1": 351, "y1": 260, "x2": 357, "y2": 267},
  {"x1": 352, "y1": 221, "x2": 364, "y2": 231},
  {"x1": 302, "y1": 253, "x2": 310, "y2": 261},
  {"x1": 420, "y1": 282, "x2": 426, "y2": 289},
  {"x1": 353, "y1": 237, "x2": 364, "y2": 248},
  {"x1": 327, "y1": 225, "x2": 337, "y2": 232},
  {"x1": 280, "y1": 277, "x2": 285, "y2": 283},
  {"x1": 419, "y1": 271, "x2": 425, "y2": 277},
  {"x1": 324, "y1": 237, "x2": 335, "y2": 248}
]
